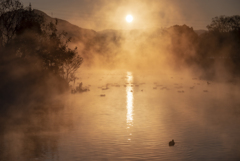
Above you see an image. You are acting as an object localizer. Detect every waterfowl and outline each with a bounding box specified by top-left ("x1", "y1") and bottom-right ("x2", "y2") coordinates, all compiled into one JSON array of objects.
[
  {"x1": 178, "y1": 90, "x2": 184, "y2": 93},
  {"x1": 71, "y1": 89, "x2": 76, "y2": 94},
  {"x1": 169, "y1": 139, "x2": 175, "y2": 146},
  {"x1": 161, "y1": 87, "x2": 167, "y2": 90}
]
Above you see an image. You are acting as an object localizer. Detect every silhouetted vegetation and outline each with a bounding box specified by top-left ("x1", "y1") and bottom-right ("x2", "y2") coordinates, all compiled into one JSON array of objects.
[
  {"x1": 1, "y1": 0, "x2": 240, "y2": 113},
  {"x1": 197, "y1": 15, "x2": 240, "y2": 80},
  {"x1": 0, "y1": 0, "x2": 83, "y2": 112}
]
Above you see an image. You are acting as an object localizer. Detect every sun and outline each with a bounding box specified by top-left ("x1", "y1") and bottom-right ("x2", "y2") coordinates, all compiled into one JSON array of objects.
[{"x1": 126, "y1": 15, "x2": 133, "y2": 23}]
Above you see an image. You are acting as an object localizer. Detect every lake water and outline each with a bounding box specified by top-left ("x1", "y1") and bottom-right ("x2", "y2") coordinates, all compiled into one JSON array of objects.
[{"x1": 1, "y1": 70, "x2": 240, "y2": 161}]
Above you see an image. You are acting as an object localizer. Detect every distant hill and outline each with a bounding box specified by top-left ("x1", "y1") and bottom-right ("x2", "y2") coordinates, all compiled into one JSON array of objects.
[
  {"x1": 33, "y1": 9, "x2": 97, "y2": 43},
  {"x1": 34, "y1": 9, "x2": 208, "y2": 43}
]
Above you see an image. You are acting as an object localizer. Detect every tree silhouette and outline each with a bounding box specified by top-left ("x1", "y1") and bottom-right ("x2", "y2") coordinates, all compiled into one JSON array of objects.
[
  {"x1": 0, "y1": 0, "x2": 23, "y2": 46},
  {"x1": 63, "y1": 54, "x2": 83, "y2": 83},
  {"x1": 0, "y1": 0, "x2": 83, "y2": 84},
  {"x1": 207, "y1": 15, "x2": 240, "y2": 33}
]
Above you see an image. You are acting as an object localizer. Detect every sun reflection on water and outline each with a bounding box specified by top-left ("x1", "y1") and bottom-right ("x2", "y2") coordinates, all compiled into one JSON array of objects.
[{"x1": 126, "y1": 72, "x2": 134, "y2": 141}]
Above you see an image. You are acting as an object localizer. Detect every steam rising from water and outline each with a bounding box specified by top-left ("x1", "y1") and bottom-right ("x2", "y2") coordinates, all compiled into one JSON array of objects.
[
  {"x1": 1, "y1": 1, "x2": 240, "y2": 160},
  {"x1": 1, "y1": 69, "x2": 240, "y2": 160}
]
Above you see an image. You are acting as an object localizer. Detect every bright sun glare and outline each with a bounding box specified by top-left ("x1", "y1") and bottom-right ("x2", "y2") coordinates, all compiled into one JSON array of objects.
[{"x1": 126, "y1": 15, "x2": 133, "y2": 23}]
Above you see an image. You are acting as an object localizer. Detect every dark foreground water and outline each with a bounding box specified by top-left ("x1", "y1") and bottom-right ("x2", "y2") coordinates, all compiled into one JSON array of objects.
[{"x1": 1, "y1": 70, "x2": 240, "y2": 161}]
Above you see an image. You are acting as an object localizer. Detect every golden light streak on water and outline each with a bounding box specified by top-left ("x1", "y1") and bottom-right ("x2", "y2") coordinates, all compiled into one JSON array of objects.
[{"x1": 126, "y1": 72, "x2": 134, "y2": 141}]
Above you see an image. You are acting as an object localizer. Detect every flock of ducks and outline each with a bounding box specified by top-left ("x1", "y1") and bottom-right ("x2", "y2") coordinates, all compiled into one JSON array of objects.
[
  {"x1": 96, "y1": 79, "x2": 210, "y2": 96},
  {"x1": 71, "y1": 76, "x2": 212, "y2": 147},
  {"x1": 71, "y1": 77, "x2": 211, "y2": 97}
]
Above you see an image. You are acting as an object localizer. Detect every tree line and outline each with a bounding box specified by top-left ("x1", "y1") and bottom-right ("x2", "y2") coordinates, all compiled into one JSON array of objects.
[
  {"x1": 0, "y1": 0, "x2": 83, "y2": 106},
  {"x1": 1, "y1": 0, "x2": 240, "y2": 107},
  {"x1": 81, "y1": 15, "x2": 240, "y2": 80},
  {"x1": 0, "y1": 0, "x2": 83, "y2": 82}
]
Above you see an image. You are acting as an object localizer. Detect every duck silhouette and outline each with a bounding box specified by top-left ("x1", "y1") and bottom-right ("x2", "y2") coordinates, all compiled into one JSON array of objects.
[{"x1": 169, "y1": 139, "x2": 175, "y2": 146}]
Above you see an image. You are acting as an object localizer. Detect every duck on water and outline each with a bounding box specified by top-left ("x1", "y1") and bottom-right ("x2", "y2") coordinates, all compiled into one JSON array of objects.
[{"x1": 169, "y1": 139, "x2": 175, "y2": 146}]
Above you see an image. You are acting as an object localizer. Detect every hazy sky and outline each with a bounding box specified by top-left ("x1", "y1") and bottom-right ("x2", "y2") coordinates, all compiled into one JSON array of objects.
[{"x1": 21, "y1": 0, "x2": 240, "y2": 31}]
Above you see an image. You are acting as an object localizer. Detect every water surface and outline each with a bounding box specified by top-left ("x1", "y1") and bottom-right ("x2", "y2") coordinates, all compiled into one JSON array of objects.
[{"x1": 1, "y1": 70, "x2": 240, "y2": 161}]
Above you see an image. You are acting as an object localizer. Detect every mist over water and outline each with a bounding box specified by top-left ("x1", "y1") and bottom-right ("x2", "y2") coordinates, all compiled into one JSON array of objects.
[
  {"x1": 1, "y1": 1, "x2": 240, "y2": 160},
  {"x1": 1, "y1": 68, "x2": 240, "y2": 161},
  {"x1": 58, "y1": 70, "x2": 240, "y2": 161}
]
